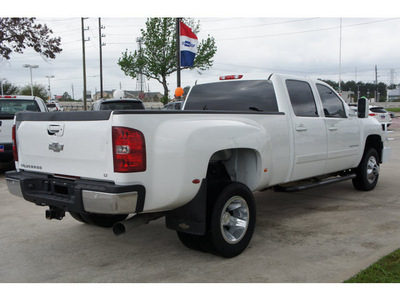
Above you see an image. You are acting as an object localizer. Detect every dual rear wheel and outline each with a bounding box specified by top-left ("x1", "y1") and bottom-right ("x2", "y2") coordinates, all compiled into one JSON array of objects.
[{"x1": 177, "y1": 181, "x2": 256, "y2": 258}]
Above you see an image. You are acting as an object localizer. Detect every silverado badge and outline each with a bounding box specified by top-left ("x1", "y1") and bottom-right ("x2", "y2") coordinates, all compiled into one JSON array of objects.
[{"x1": 49, "y1": 142, "x2": 64, "y2": 152}]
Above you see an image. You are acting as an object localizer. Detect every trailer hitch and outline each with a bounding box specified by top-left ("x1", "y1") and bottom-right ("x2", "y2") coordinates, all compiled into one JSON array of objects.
[{"x1": 45, "y1": 206, "x2": 65, "y2": 220}]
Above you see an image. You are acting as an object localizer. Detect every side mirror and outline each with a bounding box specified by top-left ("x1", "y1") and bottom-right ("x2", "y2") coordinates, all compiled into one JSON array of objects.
[{"x1": 357, "y1": 98, "x2": 369, "y2": 118}]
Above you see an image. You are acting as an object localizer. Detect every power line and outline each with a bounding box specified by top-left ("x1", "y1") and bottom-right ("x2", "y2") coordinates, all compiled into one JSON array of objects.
[
  {"x1": 218, "y1": 17, "x2": 400, "y2": 41},
  {"x1": 204, "y1": 18, "x2": 319, "y2": 31}
]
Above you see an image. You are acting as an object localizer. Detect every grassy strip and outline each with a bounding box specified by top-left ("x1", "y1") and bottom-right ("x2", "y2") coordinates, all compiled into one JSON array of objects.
[
  {"x1": 387, "y1": 108, "x2": 400, "y2": 112},
  {"x1": 345, "y1": 249, "x2": 400, "y2": 283}
]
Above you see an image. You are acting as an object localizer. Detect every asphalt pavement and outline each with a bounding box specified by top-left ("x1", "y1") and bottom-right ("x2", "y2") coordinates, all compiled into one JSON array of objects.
[{"x1": 0, "y1": 126, "x2": 399, "y2": 283}]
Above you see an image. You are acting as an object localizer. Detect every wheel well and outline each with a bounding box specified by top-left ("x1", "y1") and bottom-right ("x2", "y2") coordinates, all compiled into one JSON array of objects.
[
  {"x1": 206, "y1": 148, "x2": 260, "y2": 190},
  {"x1": 365, "y1": 135, "x2": 383, "y2": 163}
]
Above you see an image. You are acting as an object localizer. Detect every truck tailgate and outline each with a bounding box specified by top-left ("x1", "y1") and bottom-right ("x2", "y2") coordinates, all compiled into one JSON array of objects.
[{"x1": 15, "y1": 111, "x2": 114, "y2": 181}]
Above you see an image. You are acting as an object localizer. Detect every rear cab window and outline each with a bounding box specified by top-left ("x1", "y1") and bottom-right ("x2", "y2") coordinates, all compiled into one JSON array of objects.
[
  {"x1": 184, "y1": 80, "x2": 279, "y2": 112},
  {"x1": 99, "y1": 101, "x2": 145, "y2": 110},
  {"x1": 0, "y1": 100, "x2": 40, "y2": 119}
]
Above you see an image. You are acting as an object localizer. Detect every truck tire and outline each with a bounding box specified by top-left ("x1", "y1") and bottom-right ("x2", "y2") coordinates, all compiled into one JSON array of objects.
[
  {"x1": 69, "y1": 212, "x2": 88, "y2": 224},
  {"x1": 203, "y1": 182, "x2": 256, "y2": 258},
  {"x1": 176, "y1": 231, "x2": 205, "y2": 252},
  {"x1": 80, "y1": 213, "x2": 128, "y2": 228},
  {"x1": 352, "y1": 148, "x2": 380, "y2": 191}
]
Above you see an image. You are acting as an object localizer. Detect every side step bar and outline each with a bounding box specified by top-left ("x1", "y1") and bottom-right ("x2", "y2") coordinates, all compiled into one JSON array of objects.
[{"x1": 274, "y1": 174, "x2": 356, "y2": 193}]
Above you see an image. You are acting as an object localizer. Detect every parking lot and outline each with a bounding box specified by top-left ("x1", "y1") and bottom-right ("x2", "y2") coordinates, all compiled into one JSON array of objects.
[{"x1": 0, "y1": 124, "x2": 399, "y2": 283}]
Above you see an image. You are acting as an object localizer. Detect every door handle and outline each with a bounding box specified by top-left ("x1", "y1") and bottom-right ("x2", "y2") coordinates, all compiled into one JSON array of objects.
[
  {"x1": 47, "y1": 124, "x2": 64, "y2": 136},
  {"x1": 329, "y1": 127, "x2": 338, "y2": 131},
  {"x1": 295, "y1": 125, "x2": 308, "y2": 132}
]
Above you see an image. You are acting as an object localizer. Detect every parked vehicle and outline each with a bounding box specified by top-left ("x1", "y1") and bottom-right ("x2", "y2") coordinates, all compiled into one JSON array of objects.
[
  {"x1": 369, "y1": 106, "x2": 392, "y2": 127},
  {"x1": 6, "y1": 74, "x2": 390, "y2": 257},
  {"x1": 91, "y1": 99, "x2": 145, "y2": 111},
  {"x1": 162, "y1": 101, "x2": 183, "y2": 110},
  {"x1": 46, "y1": 102, "x2": 64, "y2": 112},
  {"x1": 0, "y1": 95, "x2": 47, "y2": 162}
]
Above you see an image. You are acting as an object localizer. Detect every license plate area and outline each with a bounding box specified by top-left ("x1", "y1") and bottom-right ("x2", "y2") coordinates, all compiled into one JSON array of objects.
[{"x1": 22, "y1": 177, "x2": 75, "y2": 200}]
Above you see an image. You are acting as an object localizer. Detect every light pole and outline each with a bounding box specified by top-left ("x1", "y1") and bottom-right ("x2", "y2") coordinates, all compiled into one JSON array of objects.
[
  {"x1": 23, "y1": 64, "x2": 39, "y2": 96},
  {"x1": 46, "y1": 75, "x2": 55, "y2": 101},
  {"x1": 0, "y1": 78, "x2": 6, "y2": 96}
]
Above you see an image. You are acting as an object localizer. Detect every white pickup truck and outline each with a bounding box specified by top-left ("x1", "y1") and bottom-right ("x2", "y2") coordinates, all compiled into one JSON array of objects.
[{"x1": 6, "y1": 74, "x2": 390, "y2": 257}]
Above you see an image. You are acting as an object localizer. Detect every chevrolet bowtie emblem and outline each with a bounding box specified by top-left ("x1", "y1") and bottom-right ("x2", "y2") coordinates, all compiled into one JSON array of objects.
[{"x1": 49, "y1": 142, "x2": 64, "y2": 152}]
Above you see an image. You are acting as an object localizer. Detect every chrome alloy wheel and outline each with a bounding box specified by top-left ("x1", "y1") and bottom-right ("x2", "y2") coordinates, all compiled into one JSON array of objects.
[
  {"x1": 220, "y1": 196, "x2": 249, "y2": 244},
  {"x1": 367, "y1": 156, "x2": 380, "y2": 184}
]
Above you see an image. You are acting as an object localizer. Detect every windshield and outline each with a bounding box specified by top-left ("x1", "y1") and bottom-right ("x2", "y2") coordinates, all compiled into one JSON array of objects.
[
  {"x1": 99, "y1": 101, "x2": 145, "y2": 110},
  {"x1": 0, "y1": 100, "x2": 40, "y2": 119},
  {"x1": 184, "y1": 80, "x2": 278, "y2": 112}
]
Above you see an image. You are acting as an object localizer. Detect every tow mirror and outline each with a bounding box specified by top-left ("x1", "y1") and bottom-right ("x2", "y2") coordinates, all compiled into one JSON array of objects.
[{"x1": 357, "y1": 97, "x2": 369, "y2": 118}]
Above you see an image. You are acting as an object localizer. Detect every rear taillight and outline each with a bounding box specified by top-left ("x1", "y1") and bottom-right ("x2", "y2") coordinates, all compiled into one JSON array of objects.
[
  {"x1": 369, "y1": 113, "x2": 376, "y2": 116},
  {"x1": 112, "y1": 127, "x2": 146, "y2": 173},
  {"x1": 12, "y1": 125, "x2": 18, "y2": 161}
]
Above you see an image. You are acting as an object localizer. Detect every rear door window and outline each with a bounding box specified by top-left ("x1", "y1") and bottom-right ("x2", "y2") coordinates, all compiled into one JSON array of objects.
[{"x1": 286, "y1": 80, "x2": 318, "y2": 117}]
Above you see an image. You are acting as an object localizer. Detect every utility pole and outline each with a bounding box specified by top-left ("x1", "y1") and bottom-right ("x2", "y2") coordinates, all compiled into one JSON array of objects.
[
  {"x1": 136, "y1": 37, "x2": 145, "y2": 93},
  {"x1": 176, "y1": 18, "x2": 181, "y2": 89},
  {"x1": 375, "y1": 65, "x2": 378, "y2": 102},
  {"x1": 99, "y1": 18, "x2": 105, "y2": 99},
  {"x1": 338, "y1": 18, "x2": 342, "y2": 92},
  {"x1": 81, "y1": 17, "x2": 90, "y2": 110},
  {"x1": 71, "y1": 84, "x2": 75, "y2": 100},
  {"x1": 46, "y1": 75, "x2": 54, "y2": 101}
]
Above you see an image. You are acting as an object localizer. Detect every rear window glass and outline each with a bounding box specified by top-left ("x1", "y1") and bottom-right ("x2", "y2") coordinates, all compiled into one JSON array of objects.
[
  {"x1": 184, "y1": 80, "x2": 278, "y2": 112},
  {"x1": 0, "y1": 100, "x2": 40, "y2": 118},
  {"x1": 370, "y1": 107, "x2": 387, "y2": 113},
  {"x1": 100, "y1": 101, "x2": 145, "y2": 110}
]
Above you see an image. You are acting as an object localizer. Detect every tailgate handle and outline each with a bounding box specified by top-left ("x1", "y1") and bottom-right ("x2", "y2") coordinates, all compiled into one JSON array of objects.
[{"x1": 47, "y1": 124, "x2": 64, "y2": 136}]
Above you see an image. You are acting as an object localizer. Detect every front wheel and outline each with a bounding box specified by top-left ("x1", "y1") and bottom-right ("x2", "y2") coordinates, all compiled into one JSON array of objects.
[{"x1": 352, "y1": 148, "x2": 380, "y2": 191}]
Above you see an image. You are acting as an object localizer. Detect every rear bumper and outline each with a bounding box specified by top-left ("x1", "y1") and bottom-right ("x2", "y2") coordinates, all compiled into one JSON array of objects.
[{"x1": 6, "y1": 170, "x2": 145, "y2": 215}]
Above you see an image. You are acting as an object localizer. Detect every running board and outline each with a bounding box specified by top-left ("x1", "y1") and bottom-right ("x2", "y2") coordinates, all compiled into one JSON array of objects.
[{"x1": 274, "y1": 174, "x2": 356, "y2": 193}]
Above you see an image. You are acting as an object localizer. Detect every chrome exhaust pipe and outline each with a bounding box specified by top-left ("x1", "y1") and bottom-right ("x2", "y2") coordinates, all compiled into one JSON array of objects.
[{"x1": 113, "y1": 213, "x2": 164, "y2": 236}]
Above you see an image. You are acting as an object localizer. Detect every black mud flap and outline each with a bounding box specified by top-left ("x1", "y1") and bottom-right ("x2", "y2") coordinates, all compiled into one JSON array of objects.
[{"x1": 165, "y1": 179, "x2": 207, "y2": 236}]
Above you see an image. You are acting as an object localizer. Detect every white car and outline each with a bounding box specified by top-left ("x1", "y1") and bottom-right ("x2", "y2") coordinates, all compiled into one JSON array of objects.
[
  {"x1": 369, "y1": 106, "x2": 392, "y2": 128},
  {"x1": 46, "y1": 102, "x2": 63, "y2": 111}
]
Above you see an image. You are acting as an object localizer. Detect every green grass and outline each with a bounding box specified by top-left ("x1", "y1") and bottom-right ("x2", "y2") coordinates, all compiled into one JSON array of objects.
[
  {"x1": 387, "y1": 108, "x2": 400, "y2": 112},
  {"x1": 345, "y1": 249, "x2": 400, "y2": 283}
]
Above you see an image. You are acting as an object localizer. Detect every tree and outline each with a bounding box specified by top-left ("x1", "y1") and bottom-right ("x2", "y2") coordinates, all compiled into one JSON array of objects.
[
  {"x1": 118, "y1": 18, "x2": 217, "y2": 104},
  {"x1": 1, "y1": 80, "x2": 19, "y2": 95},
  {"x1": 62, "y1": 92, "x2": 71, "y2": 100},
  {"x1": 0, "y1": 18, "x2": 62, "y2": 60},
  {"x1": 20, "y1": 83, "x2": 48, "y2": 100}
]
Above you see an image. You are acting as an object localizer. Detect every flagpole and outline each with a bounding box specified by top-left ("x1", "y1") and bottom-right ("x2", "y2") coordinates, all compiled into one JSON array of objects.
[{"x1": 176, "y1": 17, "x2": 181, "y2": 89}]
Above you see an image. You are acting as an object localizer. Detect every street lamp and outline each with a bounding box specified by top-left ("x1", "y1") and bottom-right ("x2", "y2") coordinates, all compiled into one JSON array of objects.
[
  {"x1": 0, "y1": 78, "x2": 6, "y2": 96},
  {"x1": 46, "y1": 75, "x2": 55, "y2": 101},
  {"x1": 23, "y1": 64, "x2": 39, "y2": 96}
]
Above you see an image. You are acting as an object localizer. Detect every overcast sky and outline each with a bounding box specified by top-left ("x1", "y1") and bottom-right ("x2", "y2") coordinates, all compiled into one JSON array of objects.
[{"x1": 2, "y1": 1, "x2": 400, "y2": 100}]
